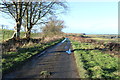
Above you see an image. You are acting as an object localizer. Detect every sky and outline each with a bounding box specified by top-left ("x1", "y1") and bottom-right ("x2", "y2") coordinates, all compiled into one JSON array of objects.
[
  {"x1": 0, "y1": 1, "x2": 118, "y2": 34},
  {"x1": 60, "y1": 1, "x2": 118, "y2": 34}
]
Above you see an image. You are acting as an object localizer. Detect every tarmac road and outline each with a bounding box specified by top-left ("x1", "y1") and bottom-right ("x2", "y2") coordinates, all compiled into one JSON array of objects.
[{"x1": 3, "y1": 38, "x2": 79, "y2": 79}]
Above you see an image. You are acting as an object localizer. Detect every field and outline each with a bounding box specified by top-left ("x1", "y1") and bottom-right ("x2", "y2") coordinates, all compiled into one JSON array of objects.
[
  {"x1": 69, "y1": 36, "x2": 119, "y2": 79},
  {"x1": 0, "y1": 29, "x2": 41, "y2": 42},
  {"x1": 85, "y1": 34, "x2": 119, "y2": 43}
]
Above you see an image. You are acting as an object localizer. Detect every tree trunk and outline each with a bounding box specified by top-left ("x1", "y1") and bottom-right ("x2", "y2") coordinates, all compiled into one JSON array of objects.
[
  {"x1": 14, "y1": 1, "x2": 22, "y2": 39},
  {"x1": 16, "y1": 22, "x2": 21, "y2": 39},
  {"x1": 11, "y1": 21, "x2": 21, "y2": 39},
  {"x1": 25, "y1": 28, "x2": 31, "y2": 39},
  {"x1": 11, "y1": 31, "x2": 16, "y2": 39}
]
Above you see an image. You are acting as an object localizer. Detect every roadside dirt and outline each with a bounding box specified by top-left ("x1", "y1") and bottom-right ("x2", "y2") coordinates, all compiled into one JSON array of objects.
[{"x1": 3, "y1": 38, "x2": 79, "y2": 79}]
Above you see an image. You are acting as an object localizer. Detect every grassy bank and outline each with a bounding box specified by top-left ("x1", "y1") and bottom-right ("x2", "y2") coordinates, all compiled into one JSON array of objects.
[
  {"x1": 2, "y1": 38, "x2": 64, "y2": 74},
  {"x1": 71, "y1": 40, "x2": 119, "y2": 79}
]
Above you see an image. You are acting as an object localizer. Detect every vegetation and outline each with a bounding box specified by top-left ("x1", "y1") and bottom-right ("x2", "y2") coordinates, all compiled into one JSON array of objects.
[
  {"x1": 86, "y1": 34, "x2": 118, "y2": 39},
  {"x1": 88, "y1": 37, "x2": 118, "y2": 43},
  {"x1": 0, "y1": 1, "x2": 119, "y2": 78},
  {"x1": 73, "y1": 49, "x2": 89, "y2": 78},
  {"x1": 0, "y1": 29, "x2": 40, "y2": 42},
  {"x1": 0, "y1": 1, "x2": 67, "y2": 39},
  {"x1": 71, "y1": 40, "x2": 119, "y2": 79},
  {"x1": 0, "y1": 1, "x2": 67, "y2": 75},
  {"x1": 2, "y1": 38, "x2": 64, "y2": 74},
  {"x1": 85, "y1": 34, "x2": 119, "y2": 43},
  {"x1": 41, "y1": 17, "x2": 65, "y2": 37},
  {"x1": 40, "y1": 71, "x2": 51, "y2": 78}
]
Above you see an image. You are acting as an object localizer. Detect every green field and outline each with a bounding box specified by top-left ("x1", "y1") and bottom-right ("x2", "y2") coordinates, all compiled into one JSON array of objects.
[
  {"x1": 85, "y1": 34, "x2": 119, "y2": 43},
  {"x1": 71, "y1": 40, "x2": 119, "y2": 79},
  {"x1": 0, "y1": 29, "x2": 41, "y2": 42}
]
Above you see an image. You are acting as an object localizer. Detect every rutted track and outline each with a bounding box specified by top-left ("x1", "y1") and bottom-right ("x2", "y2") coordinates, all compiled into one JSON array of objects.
[{"x1": 3, "y1": 38, "x2": 79, "y2": 79}]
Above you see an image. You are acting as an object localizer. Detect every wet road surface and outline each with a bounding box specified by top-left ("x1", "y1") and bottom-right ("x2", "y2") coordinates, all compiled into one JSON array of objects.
[{"x1": 3, "y1": 38, "x2": 79, "y2": 79}]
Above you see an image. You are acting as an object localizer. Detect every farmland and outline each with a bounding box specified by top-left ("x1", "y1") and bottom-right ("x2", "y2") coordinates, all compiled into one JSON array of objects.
[
  {"x1": 0, "y1": 29, "x2": 41, "y2": 42},
  {"x1": 69, "y1": 35, "x2": 119, "y2": 79},
  {"x1": 85, "y1": 34, "x2": 119, "y2": 43}
]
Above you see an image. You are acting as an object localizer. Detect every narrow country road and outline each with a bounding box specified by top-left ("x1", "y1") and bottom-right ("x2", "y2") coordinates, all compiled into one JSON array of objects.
[{"x1": 3, "y1": 38, "x2": 79, "y2": 79}]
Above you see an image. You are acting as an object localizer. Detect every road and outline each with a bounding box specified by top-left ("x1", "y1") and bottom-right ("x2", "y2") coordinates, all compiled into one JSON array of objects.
[{"x1": 3, "y1": 38, "x2": 79, "y2": 79}]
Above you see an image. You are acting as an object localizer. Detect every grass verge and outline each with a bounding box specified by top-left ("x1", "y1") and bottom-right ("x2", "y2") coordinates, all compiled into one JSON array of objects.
[
  {"x1": 74, "y1": 50, "x2": 89, "y2": 78},
  {"x1": 2, "y1": 38, "x2": 64, "y2": 74}
]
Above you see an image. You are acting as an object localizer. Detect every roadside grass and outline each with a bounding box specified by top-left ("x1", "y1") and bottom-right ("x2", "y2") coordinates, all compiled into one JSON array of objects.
[
  {"x1": 74, "y1": 50, "x2": 89, "y2": 78},
  {"x1": 2, "y1": 38, "x2": 64, "y2": 74},
  {"x1": 71, "y1": 40, "x2": 119, "y2": 79}
]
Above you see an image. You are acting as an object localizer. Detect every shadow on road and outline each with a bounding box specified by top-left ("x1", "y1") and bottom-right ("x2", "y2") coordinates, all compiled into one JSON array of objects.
[
  {"x1": 47, "y1": 48, "x2": 107, "y2": 54},
  {"x1": 71, "y1": 48, "x2": 107, "y2": 52}
]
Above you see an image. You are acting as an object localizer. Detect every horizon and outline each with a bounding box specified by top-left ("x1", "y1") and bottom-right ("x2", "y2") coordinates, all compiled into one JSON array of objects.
[
  {"x1": 60, "y1": 2, "x2": 118, "y2": 34},
  {"x1": 0, "y1": 1, "x2": 118, "y2": 34},
  {"x1": 1, "y1": 28, "x2": 118, "y2": 35}
]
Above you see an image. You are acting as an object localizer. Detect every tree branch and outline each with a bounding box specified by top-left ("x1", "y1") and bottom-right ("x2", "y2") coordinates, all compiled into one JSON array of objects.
[{"x1": 33, "y1": 2, "x2": 55, "y2": 25}]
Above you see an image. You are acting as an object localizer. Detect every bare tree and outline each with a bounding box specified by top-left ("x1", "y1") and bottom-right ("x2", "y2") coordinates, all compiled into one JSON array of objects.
[
  {"x1": 22, "y1": 1, "x2": 67, "y2": 38},
  {"x1": 0, "y1": 0, "x2": 68, "y2": 39},
  {"x1": 0, "y1": 0, "x2": 27, "y2": 39}
]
